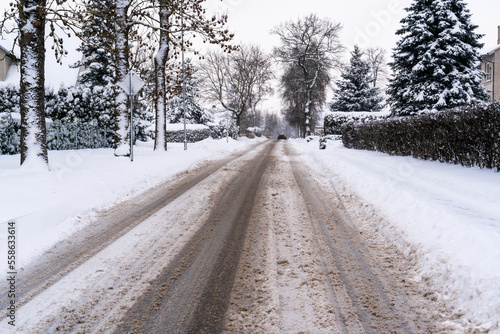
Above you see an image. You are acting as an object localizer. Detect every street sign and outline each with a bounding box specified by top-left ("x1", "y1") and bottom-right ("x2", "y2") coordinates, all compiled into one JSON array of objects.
[{"x1": 118, "y1": 71, "x2": 145, "y2": 96}]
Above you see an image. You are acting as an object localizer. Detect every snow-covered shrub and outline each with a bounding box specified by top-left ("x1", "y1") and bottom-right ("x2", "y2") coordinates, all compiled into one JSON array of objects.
[
  {"x1": 0, "y1": 85, "x2": 122, "y2": 153},
  {"x1": 0, "y1": 86, "x2": 20, "y2": 114},
  {"x1": 166, "y1": 127, "x2": 211, "y2": 143},
  {"x1": 209, "y1": 123, "x2": 239, "y2": 140},
  {"x1": 0, "y1": 114, "x2": 20, "y2": 154},
  {"x1": 342, "y1": 103, "x2": 500, "y2": 171},
  {"x1": 324, "y1": 112, "x2": 386, "y2": 135},
  {"x1": 246, "y1": 127, "x2": 263, "y2": 137},
  {"x1": 46, "y1": 121, "x2": 113, "y2": 150}
]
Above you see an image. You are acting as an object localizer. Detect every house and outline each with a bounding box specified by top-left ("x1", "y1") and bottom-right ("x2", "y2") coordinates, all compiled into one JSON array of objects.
[
  {"x1": 479, "y1": 26, "x2": 500, "y2": 102},
  {"x1": 0, "y1": 38, "x2": 82, "y2": 87},
  {"x1": 0, "y1": 45, "x2": 17, "y2": 82}
]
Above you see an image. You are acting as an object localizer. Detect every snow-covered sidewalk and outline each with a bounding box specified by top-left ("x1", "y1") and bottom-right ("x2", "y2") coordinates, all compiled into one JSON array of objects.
[
  {"x1": 0, "y1": 138, "x2": 264, "y2": 272},
  {"x1": 292, "y1": 138, "x2": 500, "y2": 333}
]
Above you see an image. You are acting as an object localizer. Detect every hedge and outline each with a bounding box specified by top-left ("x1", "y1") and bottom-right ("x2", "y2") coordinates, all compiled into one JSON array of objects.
[
  {"x1": 166, "y1": 128, "x2": 210, "y2": 143},
  {"x1": 0, "y1": 115, "x2": 113, "y2": 154},
  {"x1": 341, "y1": 103, "x2": 500, "y2": 171},
  {"x1": 324, "y1": 112, "x2": 387, "y2": 135},
  {"x1": 208, "y1": 124, "x2": 239, "y2": 140}
]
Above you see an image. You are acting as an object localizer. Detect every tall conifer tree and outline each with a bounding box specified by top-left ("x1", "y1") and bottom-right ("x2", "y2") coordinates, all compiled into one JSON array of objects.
[
  {"x1": 331, "y1": 46, "x2": 383, "y2": 112},
  {"x1": 387, "y1": 0, "x2": 488, "y2": 116}
]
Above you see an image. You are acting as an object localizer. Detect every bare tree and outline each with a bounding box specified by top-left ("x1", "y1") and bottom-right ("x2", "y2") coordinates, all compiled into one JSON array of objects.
[
  {"x1": 199, "y1": 45, "x2": 274, "y2": 128},
  {"x1": 152, "y1": 0, "x2": 234, "y2": 151},
  {"x1": 280, "y1": 60, "x2": 330, "y2": 134},
  {"x1": 366, "y1": 47, "x2": 388, "y2": 89},
  {"x1": 272, "y1": 14, "x2": 343, "y2": 136}
]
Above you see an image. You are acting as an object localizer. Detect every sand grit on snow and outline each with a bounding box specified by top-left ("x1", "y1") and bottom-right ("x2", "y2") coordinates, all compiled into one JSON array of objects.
[
  {"x1": 291, "y1": 138, "x2": 500, "y2": 333},
  {"x1": 0, "y1": 137, "x2": 265, "y2": 273}
]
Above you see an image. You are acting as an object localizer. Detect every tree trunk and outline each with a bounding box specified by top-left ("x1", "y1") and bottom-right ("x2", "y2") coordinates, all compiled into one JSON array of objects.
[
  {"x1": 113, "y1": 1, "x2": 131, "y2": 157},
  {"x1": 304, "y1": 89, "x2": 312, "y2": 137},
  {"x1": 153, "y1": 2, "x2": 170, "y2": 151},
  {"x1": 19, "y1": 0, "x2": 49, "y2": 168}
]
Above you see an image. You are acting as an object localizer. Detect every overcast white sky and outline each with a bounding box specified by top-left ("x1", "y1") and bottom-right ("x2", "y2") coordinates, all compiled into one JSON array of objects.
[
  {"x1": 2, "y1": 0, "x2": 499, "y2": 109},
  {"x1": 204, "y1": 0, "x2": 500, "y2": 111},
  {"x1": 206, "y1": 0, "x2": 500, "y2": 53}
]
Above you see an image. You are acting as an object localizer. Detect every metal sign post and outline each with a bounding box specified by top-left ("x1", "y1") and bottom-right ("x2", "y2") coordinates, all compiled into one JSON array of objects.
[{"x1": 118, "y1": 71, "x2": 145, "y2": 162}]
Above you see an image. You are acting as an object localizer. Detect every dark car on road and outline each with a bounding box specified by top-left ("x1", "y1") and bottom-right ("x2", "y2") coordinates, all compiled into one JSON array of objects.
[{"x1": 277, "y1": 133, "x2": 287, "y2": 140}]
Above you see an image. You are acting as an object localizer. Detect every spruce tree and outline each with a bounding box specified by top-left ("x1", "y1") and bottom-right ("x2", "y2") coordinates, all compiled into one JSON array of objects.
[
  {"x1": 331, "y1": 46, "x2": 383, "y2": 112},
  {"x1": 71, "y1": 0, "x2": 115, "y2": 88},
  {"x1": 387, "y1": 0, "x2": 488, "y2": 116},
  {"x1": 166, "y1": 61, "x2": 213, "y2": 125}
]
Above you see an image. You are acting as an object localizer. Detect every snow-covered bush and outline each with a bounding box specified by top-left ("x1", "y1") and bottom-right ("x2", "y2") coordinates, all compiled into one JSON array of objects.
[
  {"x1": 0, "y1": 114, "x2": 20, "y2": 154},
  {"x1": 46, "y1": 121, "x2": 113, "y2": 150},
  {"x1": 342, "y1": 103, "x2": 500, "y2": 171},
  {"x1": 0, "y1": 86, "x2": 20, "y2": 114},
  {"x1": 209, "y1": 123, "x2": 239, "y2": 140},
  {"x1": 324, "y1": 112, "x2": 386, "y2": 135},
  {"x1": 0, "y1": 85, "x2": 117, "y2": 153},
  {"x1": 246, "y1": 127, "x2": 263, "y2": 137},
  {"x1": 166, "y1": 125, "x2": 210, "y2": 143}
]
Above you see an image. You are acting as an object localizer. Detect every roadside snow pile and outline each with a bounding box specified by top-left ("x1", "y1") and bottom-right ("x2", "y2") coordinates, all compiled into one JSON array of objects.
[
  {"x1": 0, "y1": 137, "x2": 264, "y2": 272},
  {"x1": 292, "y1": 138, "x2": 500, "y2": 333}
]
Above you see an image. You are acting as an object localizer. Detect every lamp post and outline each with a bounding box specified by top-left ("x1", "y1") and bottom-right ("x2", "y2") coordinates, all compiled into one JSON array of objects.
[{"x1": 181, "y1": 6, "x2": 187, "y2": 151}]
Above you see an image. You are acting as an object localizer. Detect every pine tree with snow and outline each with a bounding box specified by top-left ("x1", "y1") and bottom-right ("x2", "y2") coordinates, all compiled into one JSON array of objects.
[
  {"x1": 387, "y1": 0, "x2": 488, "y2": 116},
  {"x1": 71, "y1": 0, "x2": 115, "y2": 88},
  {"x1": 166, "y1": 61, "x2": 213, "y2": 125},
  {"x1": 331, "y1": 46, "x2": 383, "y2": 112}
]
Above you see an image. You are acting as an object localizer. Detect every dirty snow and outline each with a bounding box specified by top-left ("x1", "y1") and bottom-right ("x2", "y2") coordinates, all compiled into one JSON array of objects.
[{"x1": 293, "y1": 137, "x2": 500, "y2": 333}]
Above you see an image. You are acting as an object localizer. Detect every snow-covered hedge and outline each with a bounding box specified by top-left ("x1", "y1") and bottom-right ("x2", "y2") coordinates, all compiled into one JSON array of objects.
[
  {"x1": 342, "y1": 103, "x2": 500, "y2": 171},
  {"x1": 166, "y1": 124, "x2": 211, "y2": 143},
  {"x1": 0, "y1": 114, "x2": 20, "y2": 154},
  {"x1": 208, "y1": 123, "x2": 239, "y2": 140},
  {"x1": 323, "y1": 112, "x2": 387, "y2": 135},
  {"x1": 47, "y1": 121, "x2": 113, "y2": 150},
  {"x1": 0, "y1": 115, "x2": 113, "y2": 154},
  {"x1": 246, "y1": 127, "x2": 263, "y2": 137}
]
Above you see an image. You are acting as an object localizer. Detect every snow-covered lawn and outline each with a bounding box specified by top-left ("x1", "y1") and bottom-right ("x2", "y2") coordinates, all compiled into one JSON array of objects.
[
  {"x1": 293, "y1": 138, "x2": 500, "y2": 332},
  {"x1": 0, "y1": 138, "x2": 264, "y2": 272}
]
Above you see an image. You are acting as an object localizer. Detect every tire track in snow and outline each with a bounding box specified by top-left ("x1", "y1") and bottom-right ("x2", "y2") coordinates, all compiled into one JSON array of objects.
[
  {"x1": 223, "y1": 142, "x2": 445, "y2": 333},
  {"x1": 113, "y1": 141, "x2": 275, "y2": 333},
  {"x1": 0, "y1": 141, "x2": 266, "y2": 318}
]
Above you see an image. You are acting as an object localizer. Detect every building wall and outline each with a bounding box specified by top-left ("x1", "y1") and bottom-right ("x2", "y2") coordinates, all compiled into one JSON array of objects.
[
  {"x1": 480, "y1": 50, "x2": 500, "y2": 102},
  {"x1": 495, "y1": 51, "x2": 500, "y2": 101},
  {"x1": 0, "y1": 48, "x2": 14, "y2": 81}
]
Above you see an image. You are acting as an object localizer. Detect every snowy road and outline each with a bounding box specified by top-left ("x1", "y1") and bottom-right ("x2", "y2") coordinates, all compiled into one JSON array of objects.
[{"x1": 1, "y1": 140, "x2": 452, "y2": 333}]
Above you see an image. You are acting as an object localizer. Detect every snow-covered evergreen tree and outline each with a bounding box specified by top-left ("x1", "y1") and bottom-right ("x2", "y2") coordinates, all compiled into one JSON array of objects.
[
  {"x1": 387, "y1": 0, "x2": 488, "y2": 116},
  {"x1": 331, "y1": 46, "x2": 383, "y2": 112},
  {"x1": 166, "y1": 61, "x2": 213, "y2": 125},
  {"x1": 71, "y1": 0, "x2": 115, "y2": 89}
]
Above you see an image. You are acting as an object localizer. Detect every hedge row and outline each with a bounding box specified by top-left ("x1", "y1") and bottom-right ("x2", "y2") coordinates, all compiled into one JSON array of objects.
[
  {"x1": 47, "y1": 121, "x2": 114, "y2": 150},
  {"x1": 208, "y1": 124, "x2": 239, "y2": 140},
  {"x1": 166, "y1": 128, "x2": 210, "y2": 143},
  {"x1": 324, "y1": 112, "x2": 386, "y2": 135},
  {"x1": 0, "y1": 115, "x2": 113, "y2": 154},
  {"x1": 341, "y1": 103, "x2": 500, "y2": 171}
]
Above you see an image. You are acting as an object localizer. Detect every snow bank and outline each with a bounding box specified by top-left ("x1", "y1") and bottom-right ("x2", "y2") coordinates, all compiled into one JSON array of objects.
[
  {"x1": 292, "y1": 138, "x2": 500, "y2": 333},
  {"x1": 0, "y1": 137, "x2": 265, "y2": 271},
  {"x1": 167, "y1": 123, "x2": 209, "y2": 131}
]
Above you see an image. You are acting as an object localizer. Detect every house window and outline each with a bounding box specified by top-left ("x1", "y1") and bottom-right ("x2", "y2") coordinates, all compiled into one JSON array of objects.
[{"x1": 485, "y1": 62, "x2": 493, "y2": 82}]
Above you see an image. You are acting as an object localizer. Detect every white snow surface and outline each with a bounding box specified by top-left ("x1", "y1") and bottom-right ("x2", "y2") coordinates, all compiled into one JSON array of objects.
[
  {"x1": 293, "y1": 138, "x2": 500, "y2": 332},
  {"x1": 0, "y1": 137, "x2": 499, "y2": 332},
  {"x1": 167, "y1": 123, "x2": 209, "y2": 131}
]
